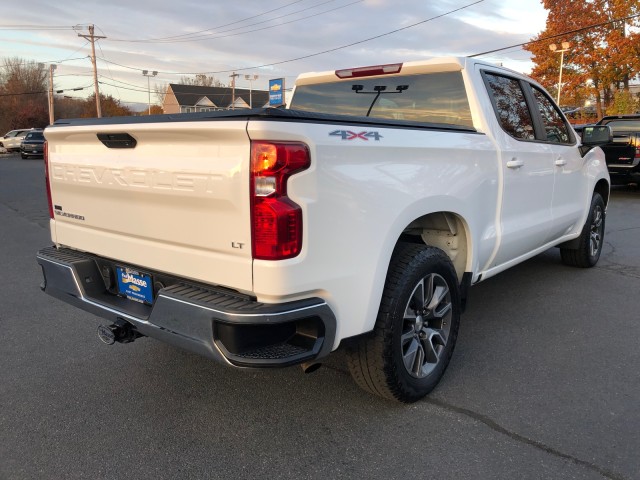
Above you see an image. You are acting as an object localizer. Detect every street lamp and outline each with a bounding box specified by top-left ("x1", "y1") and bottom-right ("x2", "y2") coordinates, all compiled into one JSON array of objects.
[
  {"x1": 244, "y1": 74, "x2": 259, "y2": 108},
  {"x1": 549, "y1": 41, "x2": 570, "y2": 105},
  {"x1": 142, "y1": 70, "x2": 158, "y2": 115}
]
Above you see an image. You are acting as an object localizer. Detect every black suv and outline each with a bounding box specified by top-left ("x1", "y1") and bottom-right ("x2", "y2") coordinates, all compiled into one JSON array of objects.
[
  {"x1": 20, "y1": 130, "x2": 45, "y2": 159},
  {"x1": 596, "y1": 115, "x2": 640, "y2": 185}
]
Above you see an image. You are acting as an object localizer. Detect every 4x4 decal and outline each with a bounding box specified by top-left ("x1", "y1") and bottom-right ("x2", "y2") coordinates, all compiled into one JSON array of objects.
[{"x1": 329, "y1": 130, "x2": 383, "y2": 141}]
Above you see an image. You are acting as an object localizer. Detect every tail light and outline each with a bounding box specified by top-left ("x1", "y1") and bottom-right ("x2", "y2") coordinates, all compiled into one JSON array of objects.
[
  {"x1": 250, "y1": 141, "x2": 310, "y2": 260},
  {"x1": 44, "y1": 140, "x2": 54, "y2": 219}
]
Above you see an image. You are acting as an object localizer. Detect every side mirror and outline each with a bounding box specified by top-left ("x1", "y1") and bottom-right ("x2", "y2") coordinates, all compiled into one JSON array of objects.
[{"x1": 581, "y1": 125, "x2": 612, "y2": 146}]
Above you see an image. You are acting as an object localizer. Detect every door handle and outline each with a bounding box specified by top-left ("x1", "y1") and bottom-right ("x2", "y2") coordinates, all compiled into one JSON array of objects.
[
  {"x1": 506, "y1": 159, "x2": 524, "y2": 169},
  {"x1": 555, "y1": 157, "x2": 567, "y2": 166}
]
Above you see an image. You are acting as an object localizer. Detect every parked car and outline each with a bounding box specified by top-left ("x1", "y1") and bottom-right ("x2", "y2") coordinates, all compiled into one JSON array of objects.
[
  {"x1": 595, "y1": 115, "x2": 640, "y2": 185},
  {"x1": 1, "y1": 129, "x2": 30, "y2": 151},
  {"x1": 20, "y1": 130, "x2": 45, "y2": 159}
]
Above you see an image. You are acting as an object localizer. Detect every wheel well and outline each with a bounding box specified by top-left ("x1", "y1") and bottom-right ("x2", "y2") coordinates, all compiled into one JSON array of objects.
[
  {"x1": 399, "y1": 212, "x2": 469, "y2": 281},
  {"x1": 594, "y1": 179, "x2": 609, "y2": 206}
]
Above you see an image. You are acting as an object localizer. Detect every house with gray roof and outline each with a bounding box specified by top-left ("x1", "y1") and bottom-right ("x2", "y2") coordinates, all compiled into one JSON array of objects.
[{"x1": 162, "y1": 84, "x2": 270, "y2": 114}]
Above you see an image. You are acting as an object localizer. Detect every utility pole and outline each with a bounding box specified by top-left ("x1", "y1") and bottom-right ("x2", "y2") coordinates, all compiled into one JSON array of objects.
[
  {"x1": 78, "y1": 25, "x2": 106, "y2": 117},
  {"x1": 48, "y1": 64, "x2": 57, "y2": 124},
  {"x1": 229, "y1": 72, "x2": 239, "y2": 110}
]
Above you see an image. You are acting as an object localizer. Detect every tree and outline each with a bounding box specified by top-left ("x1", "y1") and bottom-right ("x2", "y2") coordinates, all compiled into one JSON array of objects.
[
  {"x1": 140, "y1": 105, "x2": 164, "y2": 115},
  {"x1": 0, "y1": 57, "x2": 48, "y2": 133},
  {"x1": 54, "y1": 95, "x2": 86, "y2": 120},
  {"x1": 525, "y1": 0, "x2": 640, "y2": 117},
  {"x1": 153, "y1": 82, "x2": 168, "y2": 105},
  {"x1": 178, "y1": 74, "x2": 225, "y2": 87},
  {"x1": 81, "y1": 93, "x2": 133, "y2": 118}
]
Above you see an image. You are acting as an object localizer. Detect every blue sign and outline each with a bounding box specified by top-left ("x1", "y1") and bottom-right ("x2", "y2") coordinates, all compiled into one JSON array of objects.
[{"x1": 269, "y1": 78, "x2": 285, "y2": 107}]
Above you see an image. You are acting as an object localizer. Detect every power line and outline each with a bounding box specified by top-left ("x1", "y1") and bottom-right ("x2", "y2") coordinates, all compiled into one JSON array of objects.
[
  {"x1": 471, "y1": 12, "x2": 640, "y2": 57},
  {"x1": 97, "y1": 80, "x2": 149, "y2": 93},
  {"x1": 0, "y1": 90, "x2": 47, "y2": 97},
  {"x1": 0, "y1": 25, "x2": 76, "y2": 30},
  {"x1": 110, "y1": 0, "x2": 360, "y2": 44},
  {"x1": 0, "y1": 56, "x2": 90, "y2": 68},
  {"x1": 95, "y1": 0, "x2": 485, "y2": 75},
  {"x1": 97, "y1": 75, "x2": 152, "y2": 90},
  {"x1": 109, "y1": 0, "x2": 308, "y2": 42},
  {"x1": 95, "y1": 39, "x2": 123, "y2": 101},
  {"x1": 0, "y1": 84, "x2": 91, "y2": 97}
]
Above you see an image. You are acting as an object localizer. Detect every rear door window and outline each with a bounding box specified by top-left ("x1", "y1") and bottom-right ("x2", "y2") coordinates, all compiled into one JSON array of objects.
[{"x1": 483, "y1": 73, "x2": 535, "y2": 140}]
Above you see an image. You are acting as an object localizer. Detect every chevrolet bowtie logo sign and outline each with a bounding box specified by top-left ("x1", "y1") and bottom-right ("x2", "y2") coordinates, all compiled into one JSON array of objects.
[{"x1": 269, "y1": 78, "x2": 285, "y2": 107}]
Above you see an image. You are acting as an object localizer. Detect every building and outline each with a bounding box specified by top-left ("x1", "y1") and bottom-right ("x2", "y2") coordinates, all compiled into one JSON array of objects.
[{"x1": 162, "y1": 84, "x2": 270, "y2": 114}]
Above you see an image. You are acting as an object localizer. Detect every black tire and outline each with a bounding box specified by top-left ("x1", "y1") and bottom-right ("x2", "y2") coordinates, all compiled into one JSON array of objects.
[
  {"x1": 560, "y1": 192, "x2": 605, "y2": 268},
  {"x1": 20, "y1": 153, "x2": 27, "y2": 159},
  {"x1": 347, "y1": 243, "x2": 461, "y2": 403}
]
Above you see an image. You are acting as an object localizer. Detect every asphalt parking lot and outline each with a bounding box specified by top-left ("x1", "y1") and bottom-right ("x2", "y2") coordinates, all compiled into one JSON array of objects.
[{"x1": 1, "y1": 151, "x2": 639, "y2": 480}]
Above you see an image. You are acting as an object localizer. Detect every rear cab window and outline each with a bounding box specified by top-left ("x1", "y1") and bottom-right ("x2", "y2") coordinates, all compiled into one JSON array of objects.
[
  {"x1": 25, "y1": 131, "x2": 44, "y2": 141},
  {"x1": 600, "y1": 119, "x2": 640, "y2": 132},
  {"x1": 289, "y1": 71, "x2": 473, "y2": 128}
]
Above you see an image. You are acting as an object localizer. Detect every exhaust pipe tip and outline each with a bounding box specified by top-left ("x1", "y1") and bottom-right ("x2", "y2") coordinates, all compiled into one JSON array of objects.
[{"x1": 300, "y1": 362, "x2": 322, "y2": 374}]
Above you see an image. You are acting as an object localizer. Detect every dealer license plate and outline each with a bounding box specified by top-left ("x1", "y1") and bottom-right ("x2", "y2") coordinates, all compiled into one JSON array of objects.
[{"x1": 116, "y1": 267, "x2": 154, "y2": 305}]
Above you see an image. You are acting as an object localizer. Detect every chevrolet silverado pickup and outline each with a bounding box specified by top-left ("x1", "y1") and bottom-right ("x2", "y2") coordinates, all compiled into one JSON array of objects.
[{"x1": 37, "y1": 57, "x2": 612, "y2": 402}]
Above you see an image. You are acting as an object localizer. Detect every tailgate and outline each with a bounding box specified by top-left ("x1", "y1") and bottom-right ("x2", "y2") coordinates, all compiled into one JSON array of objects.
[
  {"x1": 45, "y1": 120, "x2": 253, "y2": 292},
  {"x1": 603, "y1": 132, "x2": 638, "y2": 166}
]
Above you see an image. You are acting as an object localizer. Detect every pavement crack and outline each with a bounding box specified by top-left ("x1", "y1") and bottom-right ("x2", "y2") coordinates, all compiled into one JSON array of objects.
[
  {"x1": 596, "y1": 261, "x2": 640, "y2": 280},
  {"x1": 0, "y1": 201, "x2": 48, "y2": 230},
  {"x1": 425, "y1": 398, "x2": 628, "y2": 480}
]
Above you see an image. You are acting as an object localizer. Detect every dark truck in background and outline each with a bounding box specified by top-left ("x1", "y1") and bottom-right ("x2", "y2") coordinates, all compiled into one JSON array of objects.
[{"x1": 596, "y1": 115, "x2": 640, "y2": 186}]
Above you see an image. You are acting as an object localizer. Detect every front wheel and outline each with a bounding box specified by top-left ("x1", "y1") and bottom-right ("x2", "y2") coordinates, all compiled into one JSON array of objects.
[
  {"x1": 347, "y1": 243, "x2": 461, "y2": 403},
  {"x1": 560, "y1": 192, "x2": 605, "y2": 268}
]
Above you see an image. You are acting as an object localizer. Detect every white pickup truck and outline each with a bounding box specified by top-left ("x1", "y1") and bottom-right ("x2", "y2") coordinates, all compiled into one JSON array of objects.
[{"x1": 37, "y1": 57, "x2": 612, "y2": 402}]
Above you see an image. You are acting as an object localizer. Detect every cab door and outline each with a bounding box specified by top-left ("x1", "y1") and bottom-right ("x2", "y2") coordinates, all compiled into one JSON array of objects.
[
  {"x1": 528, "y1": 86, "x2": 588, "y2": 242},
  {"x1": 482, "y1": 71, "x2": 555, "y2": 267}
]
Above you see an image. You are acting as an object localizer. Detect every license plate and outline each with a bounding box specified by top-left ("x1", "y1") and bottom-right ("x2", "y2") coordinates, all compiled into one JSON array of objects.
[{"x1": 116, "y1": 267, "x2": 154, "y2": 305}]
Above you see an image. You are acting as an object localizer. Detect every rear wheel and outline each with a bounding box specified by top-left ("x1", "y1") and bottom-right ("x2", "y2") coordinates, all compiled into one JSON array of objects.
[
  {"x1": 560, "y1": 192, "x2": 605, "y2": 268},
  {"x1": 347, "y1": 243, "x2": 460, "y2": 402}
]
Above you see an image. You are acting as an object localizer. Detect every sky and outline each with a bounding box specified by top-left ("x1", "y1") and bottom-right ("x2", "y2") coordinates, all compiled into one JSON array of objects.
[{"x1": 0, "y1": 0, "x2": 548, "y2": 110}]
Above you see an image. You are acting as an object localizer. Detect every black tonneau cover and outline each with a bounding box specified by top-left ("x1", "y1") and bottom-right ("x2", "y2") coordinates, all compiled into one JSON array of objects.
[{"x1": 49, "y1": 107, "x2": 477, "y2": 133}]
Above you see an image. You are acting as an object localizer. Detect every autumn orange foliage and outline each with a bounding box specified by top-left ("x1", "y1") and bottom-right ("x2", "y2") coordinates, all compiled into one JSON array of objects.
[{"x1": 525, "y1": 0, "x2": 640, "y2": 118}]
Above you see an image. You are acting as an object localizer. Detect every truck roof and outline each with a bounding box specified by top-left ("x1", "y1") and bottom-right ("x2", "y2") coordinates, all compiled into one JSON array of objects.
[{"x1": 294, "y1": 56, "x2": 517, "y2": 86}]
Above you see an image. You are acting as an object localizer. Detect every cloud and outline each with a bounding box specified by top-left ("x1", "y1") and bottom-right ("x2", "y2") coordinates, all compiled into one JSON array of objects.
[{"x1": 0, "y1": 0, "x2": 547, "y2": 105}]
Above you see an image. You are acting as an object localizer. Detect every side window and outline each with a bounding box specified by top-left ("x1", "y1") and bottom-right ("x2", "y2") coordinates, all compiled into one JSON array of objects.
[
  {"x1": 484, "y1": 73, "x2": 535, "y2": 140},
  {"x1": 531, "y1": 87, "x2": 572, "y2": 143}
]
